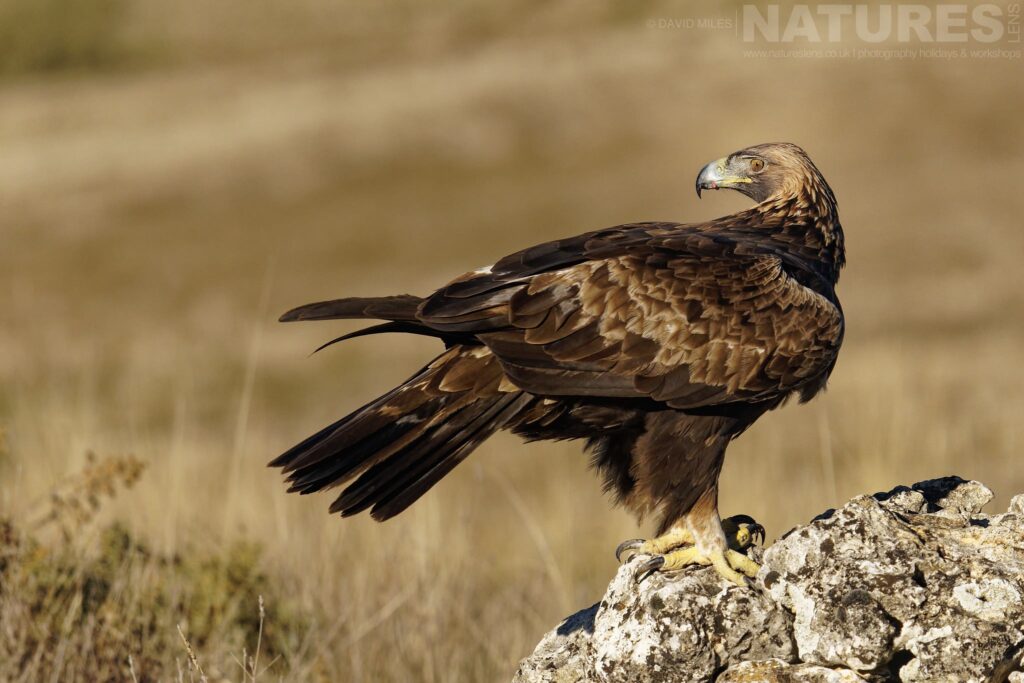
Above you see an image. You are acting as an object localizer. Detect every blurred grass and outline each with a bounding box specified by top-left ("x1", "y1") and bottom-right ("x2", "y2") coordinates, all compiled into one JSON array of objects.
[
  {"x1": 0, "y1": 0, "x2": 1022, "y2": 681},
  {"x1": 0, "y1": 455, "x2": 312, "y2": 682},
  {"x1": 0, "y1": 0, "x2": 136, "y2": 75}
]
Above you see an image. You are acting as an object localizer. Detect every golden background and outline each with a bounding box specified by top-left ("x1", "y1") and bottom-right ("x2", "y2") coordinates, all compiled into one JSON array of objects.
[{"x1": 1, "y1": 1, "x2": 1021, "y2": 680}]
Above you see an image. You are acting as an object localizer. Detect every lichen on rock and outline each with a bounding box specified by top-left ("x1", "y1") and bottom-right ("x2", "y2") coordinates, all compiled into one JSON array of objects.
[{"x1": 513, "y1": 477, "x2": 1024, "y2": 683}]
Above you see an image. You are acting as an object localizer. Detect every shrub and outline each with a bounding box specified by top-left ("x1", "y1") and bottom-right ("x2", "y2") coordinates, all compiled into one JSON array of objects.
[{"x1": 0, "y1": 453, "x2": 315, "y2": 681}]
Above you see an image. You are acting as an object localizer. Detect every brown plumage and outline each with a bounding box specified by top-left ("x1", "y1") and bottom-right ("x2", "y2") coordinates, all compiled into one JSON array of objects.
[{"x1": 271, "y1": 142, "x2": 845, "y2": 578}]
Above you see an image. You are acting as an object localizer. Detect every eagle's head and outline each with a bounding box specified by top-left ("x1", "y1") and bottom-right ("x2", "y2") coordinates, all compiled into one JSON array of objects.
[{"x1": 696, "y1": 142, "x2": 825, "y2": 204}]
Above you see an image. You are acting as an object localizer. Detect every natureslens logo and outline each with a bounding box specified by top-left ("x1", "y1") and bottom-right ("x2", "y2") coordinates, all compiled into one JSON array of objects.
[
  {"x1": 646, "y1": 4, "x2": 1021, "y2": 60},
  {"x1": 741, "y1": 4, "x2": 1019, "y2": 44}
]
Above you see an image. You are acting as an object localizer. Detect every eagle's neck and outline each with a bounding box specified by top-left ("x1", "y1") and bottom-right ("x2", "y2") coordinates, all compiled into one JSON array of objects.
[{"x1": 747, "y1": 181, "x2": 845, "y2": 286}]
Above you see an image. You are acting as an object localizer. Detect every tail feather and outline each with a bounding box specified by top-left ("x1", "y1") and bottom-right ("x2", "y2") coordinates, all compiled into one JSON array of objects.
[
  {"x1": 286, "y1": 416, "x2": 425, "y2": 494},
  {"x1": 331, "y1": 393, "x2": 515, "y2": 517},
  {"x1": 271, "y1": 346, "x2": 529, "y2": 520},
  {"x1": 286, "y1": 385, "x2": 462, "y2": 494},
  {"x1": 329, "y1": 401, "x2": 483, "y2": 516},
  {"x1": 366, "y1": 393, "x2": 533, "y2": 520},
  {"x1": 279, "y1": 295, "x2": 473, "y2": 352},
  {"x1": 312, "y1": 321, "x2": 449, "y2": 354},
  {"x1": 279, "y1": 295, "x2": 423, "y2": 323},
  {"x1": 270, "y1": 372, "x2": 432, "y2": 475}
]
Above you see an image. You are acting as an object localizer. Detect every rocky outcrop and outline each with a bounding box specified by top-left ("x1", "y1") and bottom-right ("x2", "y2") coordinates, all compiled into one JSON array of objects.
[{"x1": 514, "y1": 477, "x2": 1024, "y2": 683}]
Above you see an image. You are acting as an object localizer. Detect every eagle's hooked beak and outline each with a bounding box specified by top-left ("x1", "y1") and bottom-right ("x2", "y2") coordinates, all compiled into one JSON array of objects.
[{"x1": 695, "y1": 157, "x2": 753, "y2": 198}]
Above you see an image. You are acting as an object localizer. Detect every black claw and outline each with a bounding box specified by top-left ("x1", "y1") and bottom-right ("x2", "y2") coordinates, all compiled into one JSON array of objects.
[
  {"x1": 615, "y1": 539, "x2": 645, "y2": 563},
  {"x1": 635, "y1": 556, "x2": 665, "y2": 583},
  {"x1": 751, "y1": 523, "x2": 766, "y2": 545}
]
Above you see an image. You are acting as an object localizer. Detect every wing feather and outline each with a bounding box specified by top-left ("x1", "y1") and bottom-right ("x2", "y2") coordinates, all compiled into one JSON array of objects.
[{"x1": 417, "y1": 224, "x2": 842, "y2": 409}]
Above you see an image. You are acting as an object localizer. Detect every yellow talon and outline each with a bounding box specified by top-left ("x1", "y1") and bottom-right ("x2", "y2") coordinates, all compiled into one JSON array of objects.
[
  {"x1": 710, "y1": 552, "x2": 748, "y2": 586},
  {"x1": 661, "y1": 546, "x2": 705, "y2": 570},
  {"x1": 619, "y1": 513, "x2": 764, "y2": 585},
  {"x1": 637, "y1": 547, "x2": 759, "y2": 586},
  {"x1": 726, "y1": 549, "x2": 761, "y2": 578},
  {"x1": 641, "y1": 527, "x2": 694, "y2": 554},
  {"x1": 615, "y1": 527, "x2": 694, "y2": 562}
]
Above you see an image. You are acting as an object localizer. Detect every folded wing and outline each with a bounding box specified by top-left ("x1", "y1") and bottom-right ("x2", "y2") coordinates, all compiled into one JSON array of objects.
[{"x1": 418, "y1": 226, "x2": 843, "y2": 409}]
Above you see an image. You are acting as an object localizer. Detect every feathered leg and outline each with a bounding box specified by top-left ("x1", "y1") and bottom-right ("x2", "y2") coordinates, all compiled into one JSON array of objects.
[{"x1": 610, "y1": 411, "x2": 764, "y2": 585}]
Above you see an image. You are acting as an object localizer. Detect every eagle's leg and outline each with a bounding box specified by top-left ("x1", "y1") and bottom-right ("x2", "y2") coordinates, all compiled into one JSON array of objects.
[
  {"x1": 628, "y1": 490, "x2": 762, "y2": 586},
  {"x1": 636, "y1": 547, "x2": 759, "y2": 585},
  {"x1": 615, "y1": 526, "x2": 693, "y2": 562},
  {"x1": 616, "y1": 519, "x2": 763, "y2": 564},
  {"x1": 615, "y1": 520, "x2": 763, "y2": 569}
]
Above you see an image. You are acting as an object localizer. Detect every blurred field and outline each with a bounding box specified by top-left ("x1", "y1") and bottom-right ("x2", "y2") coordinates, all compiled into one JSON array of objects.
[{"x1": 1, "y1": 1, "x2": 1022, "y2": 680}]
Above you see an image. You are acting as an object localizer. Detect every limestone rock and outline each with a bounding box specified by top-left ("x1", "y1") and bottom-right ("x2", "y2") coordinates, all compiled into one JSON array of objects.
[
  {"x1": 717, "y1": 659, "x2": 868, "y2": 682},
  {"x1": 514, "y1": 477, "x2": 1024, "y2": 683}
]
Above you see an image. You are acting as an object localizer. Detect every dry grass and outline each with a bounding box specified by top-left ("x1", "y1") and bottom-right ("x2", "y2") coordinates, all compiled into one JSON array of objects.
[
  {"x1": 1, "y1": 1, "x2": 1022, "y2": 680},
  {"x1": 0, "y1": 454, "x2": 312, "y2": 682}
]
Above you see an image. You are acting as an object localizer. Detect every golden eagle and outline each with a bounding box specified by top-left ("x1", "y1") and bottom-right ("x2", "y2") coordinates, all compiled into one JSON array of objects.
[{"x1": 271, "y1": 142, "x2": 845, "y2": 584}]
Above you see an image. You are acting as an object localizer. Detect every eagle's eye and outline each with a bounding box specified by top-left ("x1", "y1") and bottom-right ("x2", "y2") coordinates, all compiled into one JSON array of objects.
[{"x1": 749, "y1": 158, "x2": 765, "y2": 173}]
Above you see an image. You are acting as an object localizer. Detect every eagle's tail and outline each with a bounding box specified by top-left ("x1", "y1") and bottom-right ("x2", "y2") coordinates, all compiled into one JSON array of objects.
[
  {"x1": 278, "y1": 294, "x2": 423, "y2": 323},
  {"x1": 270, "y1": 346, "x2": 530, "y2": 521}
]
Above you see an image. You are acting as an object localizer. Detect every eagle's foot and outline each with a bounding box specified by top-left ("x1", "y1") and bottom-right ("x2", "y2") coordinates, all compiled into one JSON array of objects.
[
  {"x1": 634, "y1": 547, "x2": 760, "y2": 586},
  {"x1": 616, "y1": 516, "x2": 763, "y2": 563},
  {"x1": 722, "y1": 514, "x2": 765, "y2": 551},
  {"x1": 615, "y1": 527, "x2": 694, "y2": 563}
]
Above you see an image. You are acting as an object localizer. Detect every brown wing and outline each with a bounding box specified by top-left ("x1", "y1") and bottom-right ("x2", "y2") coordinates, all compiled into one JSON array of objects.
[{"x1": 418, "y1": 226, "x2": 843, "y2": 409}]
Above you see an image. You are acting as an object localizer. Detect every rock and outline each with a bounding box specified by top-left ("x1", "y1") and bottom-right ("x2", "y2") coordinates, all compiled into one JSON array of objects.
[
  {"x1": 717, "y1": 659, "x2": 868, "y2": 682},
  {"x1": 514, "y1": 477, "x2": 1024, "y2": 683},
  {"x1": 514, "y1": 605, "x2": 595, "y2": 683}
]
